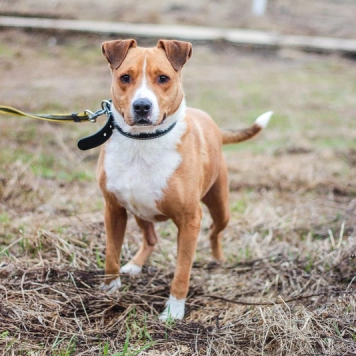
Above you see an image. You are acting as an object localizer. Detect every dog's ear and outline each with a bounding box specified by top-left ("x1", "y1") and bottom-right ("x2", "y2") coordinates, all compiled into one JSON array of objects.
[
  {"x1": 157, "y1": 40, "x2": 192, "y2": 71},
  {"x1": 102, "y1": 39, "x2": 137, "y2": 69}
]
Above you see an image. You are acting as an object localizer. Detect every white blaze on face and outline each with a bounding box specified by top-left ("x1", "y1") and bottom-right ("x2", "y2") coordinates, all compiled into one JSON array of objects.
[{"x1": 131, "y1": 56, "x2": 160, "y2": 124}]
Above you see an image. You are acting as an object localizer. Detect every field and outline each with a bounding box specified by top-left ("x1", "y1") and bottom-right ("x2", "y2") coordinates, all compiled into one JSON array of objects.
[{"x1": 0, "y1": 4, "x2": 356, "y2": 355}]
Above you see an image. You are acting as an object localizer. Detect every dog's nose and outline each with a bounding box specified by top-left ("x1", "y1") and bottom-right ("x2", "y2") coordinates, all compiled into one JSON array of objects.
[{"x1": 133, "y1": 98, "x2": 152, "y2": 116}]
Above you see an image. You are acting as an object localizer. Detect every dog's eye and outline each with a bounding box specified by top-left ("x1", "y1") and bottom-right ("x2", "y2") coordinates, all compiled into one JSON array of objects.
[
  {"x1": 120, "y1": 74, "x2": 131, "y2": 84},
  {"x1": 158, "y1": 75, "x2": 170, "y2": 84}
]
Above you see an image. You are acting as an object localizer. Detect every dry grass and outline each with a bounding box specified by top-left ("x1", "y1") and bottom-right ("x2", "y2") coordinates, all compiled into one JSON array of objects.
[
  {"x1": 0, "y1": 24, "x2": 356, "y2": 355},
  {"x1": 1, "y1": 167, "x2": 355, "y2": 355}
]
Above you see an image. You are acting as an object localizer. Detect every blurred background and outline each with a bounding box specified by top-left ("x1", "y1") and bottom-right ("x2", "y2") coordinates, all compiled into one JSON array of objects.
[{"x1": 1, "y1": 0, "x2": 356, "y2": 37}]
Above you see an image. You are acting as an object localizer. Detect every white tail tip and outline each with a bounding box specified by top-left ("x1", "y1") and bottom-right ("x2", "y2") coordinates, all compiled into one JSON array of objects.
[{"x1": 255, "y1": 111, "x2": 273, "y2": 128}]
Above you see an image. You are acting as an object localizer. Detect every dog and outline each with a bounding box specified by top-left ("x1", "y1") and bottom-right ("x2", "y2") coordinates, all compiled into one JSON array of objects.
[{"x1": 97, "y1": 39, "x2": 272, "y2": 320}]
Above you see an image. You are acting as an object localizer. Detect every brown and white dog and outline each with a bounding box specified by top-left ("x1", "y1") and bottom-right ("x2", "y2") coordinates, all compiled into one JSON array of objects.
[{"x1": 97, "y1": 39, "x2": 272, "y2": 320}]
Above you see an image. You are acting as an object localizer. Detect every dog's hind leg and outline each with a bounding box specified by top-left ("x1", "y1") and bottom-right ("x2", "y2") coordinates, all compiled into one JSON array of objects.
[
  {"x1": 120, "y1": 216, "x2": 157, "y2": 275},
  {"x1": 202, "y1": 156, "x2": 230, "y2": 262}
]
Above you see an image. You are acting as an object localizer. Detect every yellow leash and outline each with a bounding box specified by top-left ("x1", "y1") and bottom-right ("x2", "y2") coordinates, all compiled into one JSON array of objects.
[
  {"x1": 0, "y1": 105, "x2": 94, "y2": 123},
  {"x1": 0, "y1": 100, "x2": 115, "y2": 150}
]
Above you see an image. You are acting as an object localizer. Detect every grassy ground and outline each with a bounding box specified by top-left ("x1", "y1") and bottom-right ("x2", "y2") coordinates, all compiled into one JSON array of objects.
[{"x1": 0, "y1": 29, "x2": 355, "y2": 355}]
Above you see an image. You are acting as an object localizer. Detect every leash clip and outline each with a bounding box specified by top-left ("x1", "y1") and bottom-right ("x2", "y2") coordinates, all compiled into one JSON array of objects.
[{"x1": 85, "y1": 100, "x2": 112, "y2": 123}]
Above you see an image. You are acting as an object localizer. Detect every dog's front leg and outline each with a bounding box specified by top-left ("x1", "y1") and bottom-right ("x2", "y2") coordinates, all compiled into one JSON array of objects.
[
  {"x1": 101, "y1": 194, "x2": 127, "y2": 294},
  {"x1": 160, "y1": 207, "x2": 202, "y2": 320}
]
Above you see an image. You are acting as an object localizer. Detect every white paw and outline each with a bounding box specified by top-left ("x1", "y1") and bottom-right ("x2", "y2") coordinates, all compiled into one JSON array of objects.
[
  {"x1": 120, "y1": 263, "x2": 142, "y2": 275},
  {"x1": 159, "y1": 295, "x2": 186, "y2": 321},
  {"x1": 100, "y1": 277, "x2": 121, "y2": 294}
]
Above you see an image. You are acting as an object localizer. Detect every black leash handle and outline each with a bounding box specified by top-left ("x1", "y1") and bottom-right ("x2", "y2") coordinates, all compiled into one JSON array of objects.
[{"x1": 77, "y1": 113, "x2": 115, "y2": 150}]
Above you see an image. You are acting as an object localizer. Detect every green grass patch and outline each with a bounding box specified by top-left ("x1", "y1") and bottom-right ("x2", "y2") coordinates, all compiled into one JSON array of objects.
[
  {"x1": 231, "y1": 199, "x2": 247, "y2": 214},
  {"x1": 0, "y1": 212, "x2": 9, "y2": 224},
  {"x1": 0, "y1": 147, "x2": 94, "y2": 182},
  {"x1": 0, "y1": 43, "x2": 15, "y2": 57}
]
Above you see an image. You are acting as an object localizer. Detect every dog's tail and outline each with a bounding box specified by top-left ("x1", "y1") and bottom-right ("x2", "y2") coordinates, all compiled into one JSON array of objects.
[{"x1": 221, "y1": 111, "x2": 273, "y2": 145}]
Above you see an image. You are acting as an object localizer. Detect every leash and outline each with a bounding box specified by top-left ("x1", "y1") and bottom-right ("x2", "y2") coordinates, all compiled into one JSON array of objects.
[
  {"x1": 0, "y1": 100, "x2": 177, "y2": 150},
  {"x1": 0, "y1": 100, "x2": 114, "y2": 151},
  {"x1": 0, "y1": 100, "x2": 111, "y2": 123}
]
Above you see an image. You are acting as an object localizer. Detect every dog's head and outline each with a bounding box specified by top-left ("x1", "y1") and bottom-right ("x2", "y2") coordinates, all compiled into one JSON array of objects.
[{"x1": 102, "y1": 39, "x2": 192, "y2": 129}]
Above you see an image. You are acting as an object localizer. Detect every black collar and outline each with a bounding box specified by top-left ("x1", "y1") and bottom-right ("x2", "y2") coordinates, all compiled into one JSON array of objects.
[
  {"x1": 77, "y1": 113, "x2": 177, "y2": 150},
  {"x1": 113, "y1": 120, "x2": 177, "y2": 140}
]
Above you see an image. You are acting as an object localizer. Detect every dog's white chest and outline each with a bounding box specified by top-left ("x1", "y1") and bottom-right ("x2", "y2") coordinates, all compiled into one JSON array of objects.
[{"x1": 104, "y1": 130, "x2": 183, "y2": 221}]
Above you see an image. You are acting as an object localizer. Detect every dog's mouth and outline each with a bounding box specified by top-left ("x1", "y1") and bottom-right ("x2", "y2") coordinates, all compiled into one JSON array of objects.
[
  {"x1": 123, "y1": 112, "x2": 168, "y2": 127},
  {"x1": 152, "y1": 113, "x2": 167, "y2": 126},
  {"x1": 135, "y1": 118, "x2": 152, "y2": 126},
  {"x1": 161, "y1": 113, "x2": 167, "y2": 123}
]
